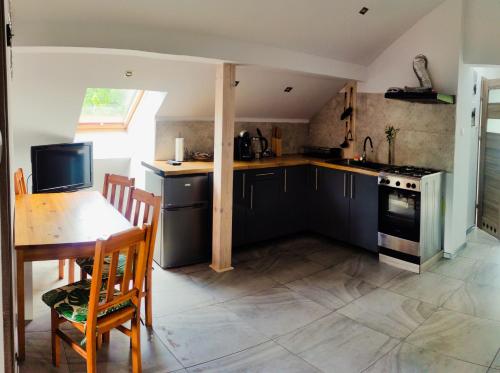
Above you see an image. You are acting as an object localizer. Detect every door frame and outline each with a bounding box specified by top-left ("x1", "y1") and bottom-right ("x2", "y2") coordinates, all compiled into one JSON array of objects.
[
  {"x1": 0, "y1": 0, "x2": 15, "y2": 370},
  {"x1": 477, "y1": 78, "x2": 500, "y2": 235}
]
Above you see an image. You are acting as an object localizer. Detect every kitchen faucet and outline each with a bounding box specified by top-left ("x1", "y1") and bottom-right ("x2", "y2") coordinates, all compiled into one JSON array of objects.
[{"x1": 361, "y1": 136, "x2": 373, "y2": 162}]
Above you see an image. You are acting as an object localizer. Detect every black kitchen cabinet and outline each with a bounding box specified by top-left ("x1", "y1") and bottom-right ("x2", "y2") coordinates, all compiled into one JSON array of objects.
[
  {"x1": 211, "y1": 168, "x2": 284, "y2": 247},
  {"x1": 208, "y1": 164, "x2": 378, "y2": 252},
  {"x1": 246, "y1": 168, "x2": 283, "y2": 243},
  {"x1": 348, "y1": 173, "x2": 379, "y2": 252},
  {"x1": 322, "y1": 168, "x2": 350, "y2": 241},
  {"x1": 232, "y1": 170, "x2": 247, "y2": 247},
  {"x1": 308, "y1": 166, "x2": 349, "y2": 241},
  {"x1": 281, "y1": 166, "x2": 308, "y2": 235},
  {"x1": 308, "y1": 166, "x2": 324, "y2": 233},
  {"x1": 308, "y1": 166, "x2": 378, "y2": 252}
]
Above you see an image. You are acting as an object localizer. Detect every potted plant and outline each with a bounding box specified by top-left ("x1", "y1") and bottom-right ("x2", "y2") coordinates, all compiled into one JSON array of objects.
[{"x1": 385, "y1": 125, "x2": 400, "y2": 165}]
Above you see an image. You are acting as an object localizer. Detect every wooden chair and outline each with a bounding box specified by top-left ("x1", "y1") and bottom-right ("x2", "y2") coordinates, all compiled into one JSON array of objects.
[
  {"x1": 72, "y1": 173, "x2": 136, "y2": 282},
  {"x1": 125, "y1": 188, "x2": 161, "y2": 327},
  {"x1": 43, "y1": 225, "x2": 151, "y2": 373},
  {"x1": 14, "y1": 168, "x2": 27, "y2": 195},
  {"x1": 103, "y1": 173, "x2": 136, "y2": 216},
  {"x1": 78, "y1": 188, "x2": 161, "y2": 327},
  {"x1": 15, "y1": 168, "x2": 68, "y2": 281}
]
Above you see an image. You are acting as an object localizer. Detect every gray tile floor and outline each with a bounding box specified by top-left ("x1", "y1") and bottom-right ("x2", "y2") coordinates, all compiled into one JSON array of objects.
[{"x1": 20, "y1": 229, "x2": 500, "y2": 373}]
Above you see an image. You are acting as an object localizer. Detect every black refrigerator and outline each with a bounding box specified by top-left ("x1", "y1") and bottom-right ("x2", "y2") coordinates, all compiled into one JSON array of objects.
[{"x1": 145, "y1": 171, "x2": 211, "y2": 268}]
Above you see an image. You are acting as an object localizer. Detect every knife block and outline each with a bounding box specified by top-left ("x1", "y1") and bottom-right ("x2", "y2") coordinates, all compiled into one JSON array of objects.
[{"x1": 271, "y1": 137, "x2": 282, "y2": 157}]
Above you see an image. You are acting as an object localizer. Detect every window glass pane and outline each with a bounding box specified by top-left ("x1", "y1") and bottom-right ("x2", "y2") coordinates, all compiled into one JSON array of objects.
[
  {"x1": 487, "y1": 119, "x2": 500, "y2": 134},
  {"x1": 79, "y1": 88, "x2": 138, "y2": 123},
  {"x1": 489, "y1": 89, "x2": 500, "y2": 104}
]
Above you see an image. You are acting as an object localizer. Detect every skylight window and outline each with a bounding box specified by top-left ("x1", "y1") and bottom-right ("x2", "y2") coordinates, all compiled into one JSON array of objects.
[{"x1": 77, "y1": 88, "x2": 144, "y2": 131}]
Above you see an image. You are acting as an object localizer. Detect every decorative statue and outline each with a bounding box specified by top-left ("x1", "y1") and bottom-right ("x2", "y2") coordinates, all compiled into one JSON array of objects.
[
  {"x1": 405, "y1": 54, "x2": 433, "y2": 93},
  {"x1": 387, "y1": 54, "x2": 434, "y2": 94}
]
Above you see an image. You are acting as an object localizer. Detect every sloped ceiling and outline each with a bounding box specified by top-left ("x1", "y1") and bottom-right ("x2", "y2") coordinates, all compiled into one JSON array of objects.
[
  {"x1": 159, "y1": 65, "x2": 346, "y2": 119},
  {"x1": 11, "y1": 49, "x2": 345, "y2": 172},
  {"x1": 12, "y1": 49, "x2": 345, "y2": 129},
  {"x1": 12, "y1": 0, "x2": 444, "y2": 69}
]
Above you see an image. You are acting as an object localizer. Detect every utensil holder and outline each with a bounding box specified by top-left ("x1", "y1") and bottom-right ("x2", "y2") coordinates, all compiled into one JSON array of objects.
[{"x1": 271, "y1": 137, "x2": 282, "y2": 157}]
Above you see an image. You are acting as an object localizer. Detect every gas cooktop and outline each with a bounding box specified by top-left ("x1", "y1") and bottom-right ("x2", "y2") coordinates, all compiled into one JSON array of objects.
[{"x1": 382, "y1": 165, "x2": 439, "y2": 178}]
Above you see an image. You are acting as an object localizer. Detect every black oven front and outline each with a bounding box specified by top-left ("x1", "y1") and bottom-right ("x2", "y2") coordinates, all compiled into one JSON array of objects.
[{"x1": 378, "y1": 184, "x2": 421, "y2": 244}]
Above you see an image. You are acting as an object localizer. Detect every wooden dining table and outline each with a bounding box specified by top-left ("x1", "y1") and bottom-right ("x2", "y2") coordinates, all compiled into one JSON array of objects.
[{"x1": 14, "y1": 190, "x2": 133, "y2": 361}]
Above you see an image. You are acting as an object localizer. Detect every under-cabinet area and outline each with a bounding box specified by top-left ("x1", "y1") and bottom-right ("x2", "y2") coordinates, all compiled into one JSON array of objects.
[{"x1": 144, "y1": 160, "x2": 379, "y2": 268}]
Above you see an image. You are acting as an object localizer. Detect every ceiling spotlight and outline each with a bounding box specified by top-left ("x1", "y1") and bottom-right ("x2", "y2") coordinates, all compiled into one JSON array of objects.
[
  {"x1": 359, "y1": 7, "x2": 369, "y2": 15},
  {"x1": 125, "y1": 71, "x2": 133, "y2": 77},
  {"x1": 284, "y1": 86, "x2": 293, "y2": 93}
]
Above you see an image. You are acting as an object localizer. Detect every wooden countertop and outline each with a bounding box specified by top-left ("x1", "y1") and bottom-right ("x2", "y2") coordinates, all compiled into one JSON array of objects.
[{"x1": 141, "y1": 155, "x2": 380, "y2": 177}]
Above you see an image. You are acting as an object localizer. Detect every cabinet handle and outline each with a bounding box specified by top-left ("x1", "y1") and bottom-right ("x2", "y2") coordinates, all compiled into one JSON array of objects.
[
  {"x1": 315, "y1": 168, "x2": 318, "y2": 191},
  {"x1": 242, "y1": 173, "x2": 246, "y2": 199},
  {"x1": 250, "y1": 184, "x2": 254, "y2": 209},
  {"x1": 284, "y1": 169, "x2": 287, "y2": 193},
  {"x1": 350, "y1": 174, "x2": 354, "y2": 199},
  {"x1": 343, "y1": 173, "x2": 347, "y2": 198},
  {"x1": 255, "y1": 172, "x2": 275, "y2": 177}
]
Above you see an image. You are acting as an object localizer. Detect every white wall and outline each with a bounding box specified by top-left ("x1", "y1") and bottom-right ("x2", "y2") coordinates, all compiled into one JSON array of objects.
[
  {"x1": 10, "y1": 53, "x2": 80, "y2": 185},
  {"x1": 359, "y1": 0, "x2": 461, "y2": 94},
  {"x1": 463, "y1": 0, "x2": 500, "y2": 65},
  {"x1": 128, "y1": 91, "x2": 166, "y2": 188},
  {"x1": 446, "y1": 61, "x2": 473, "y2": 255},
  {"x1": 92, "y1": 158, "x2": 131, "y2": 194},
  {"x1": 446, "y1": 65, "x2": 482, "y2": 242},
  {"x1": 466, "y1": 70, "x2": 481, "y2": 230}
]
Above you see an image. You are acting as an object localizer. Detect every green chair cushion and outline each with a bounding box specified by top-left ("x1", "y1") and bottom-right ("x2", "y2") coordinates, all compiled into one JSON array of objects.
[
  {"x1": 42, "y1": 279, "x2": 131, "y2": 323},
  {"x1": 76, "y1": 254, "x2": 127, "y2": 278}
]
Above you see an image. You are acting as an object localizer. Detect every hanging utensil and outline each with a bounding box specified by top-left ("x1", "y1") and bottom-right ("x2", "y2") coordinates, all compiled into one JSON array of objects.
[
  {"x1": 340, "y1": 122, "x2": 349, "y2": 148},
  {"x1": 340, "y1": 91, "x2": 349, "y2": 148},
  {"x1": 347, "y1": 129, "x2": 353, "y2": 141},
  {"x1": 340, "y1": 87, "x2": 353, "y2": 120},
  {"x1": 347, "y1": 86, "x2": 354, "y2": 142},
  {"x1": 340, "y1": 107, "x2": 353, "y2": 121}
]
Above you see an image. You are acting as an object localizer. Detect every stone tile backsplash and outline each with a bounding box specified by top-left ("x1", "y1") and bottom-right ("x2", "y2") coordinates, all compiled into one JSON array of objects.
[
  {"x1": 155, "y1": 121, "x2": 309, "y2": 160},
  {"x1": 155, "y1": 93, "x2": 456, "y2": 171},
  {"x1": 308, "y1": 93, "x2": 456, "y2": 171}
]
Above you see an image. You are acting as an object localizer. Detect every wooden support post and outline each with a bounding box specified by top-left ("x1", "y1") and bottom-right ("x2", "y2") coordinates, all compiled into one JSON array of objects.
[{"x1": 210, "y1": 63, "x2": 236, "y2": 272}]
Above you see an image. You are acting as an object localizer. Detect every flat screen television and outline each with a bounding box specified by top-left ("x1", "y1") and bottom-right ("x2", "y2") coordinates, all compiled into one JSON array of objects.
[{"x1": 31, "y1": 142, "x2": 93, "y2": 193}]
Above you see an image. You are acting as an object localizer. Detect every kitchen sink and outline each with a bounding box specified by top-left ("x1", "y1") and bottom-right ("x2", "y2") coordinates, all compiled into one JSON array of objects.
[{"x1": 326, "y1": 159, "x2": 389, "y2": 171}]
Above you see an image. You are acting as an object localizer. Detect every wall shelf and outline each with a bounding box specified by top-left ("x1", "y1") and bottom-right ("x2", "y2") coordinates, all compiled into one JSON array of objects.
[{"x1": 384, "y1": 91, "x2": 455, "y2": 104}]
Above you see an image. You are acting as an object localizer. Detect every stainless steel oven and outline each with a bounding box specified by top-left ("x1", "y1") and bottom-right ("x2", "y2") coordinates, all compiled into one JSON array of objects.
[
  {"x1": 377, "y1": 167, "x2": 444, "y2": 272},
  {"x1": 378, "y1": 184, "x2": 420, "y2": 256}
]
